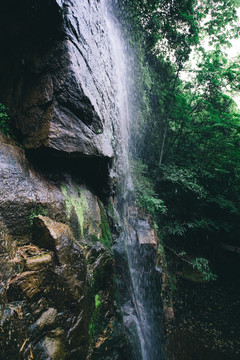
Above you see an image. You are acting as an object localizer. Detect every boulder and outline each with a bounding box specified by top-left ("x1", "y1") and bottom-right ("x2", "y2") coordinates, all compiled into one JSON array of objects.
[
  {"x1": 0, "y1": 133, "x2": 65, "y2": 244},
  {"x1": 0, "y1": 133, "x2": 106, "y2": 244},
  {"x1": 0, "y1": 0, "x2": 115, "y2": 159},
  {"x1": 32, "y1": 216, "x2": 86, "y2": 303},
  {"x1": 136, "y1": 218, "x2": 158, "y2": 248},
  {"x1": 5, "y1": 218, "x2": 89, "y2": 360}
]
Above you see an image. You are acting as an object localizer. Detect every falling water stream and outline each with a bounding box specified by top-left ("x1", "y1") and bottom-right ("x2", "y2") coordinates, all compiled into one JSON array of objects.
[{"x1": 103, "y1": 2, "x2": 164, "y2": 359}]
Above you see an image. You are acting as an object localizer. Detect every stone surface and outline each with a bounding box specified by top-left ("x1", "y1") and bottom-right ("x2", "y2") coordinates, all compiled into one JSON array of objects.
[
  {"x1": 0, "y1": 1, "x2": 134, "y2": 359},
  {"x1": 136, "y1": 218, "x2": 158, "y2": 248},
  {"x1": 5, "y1": 218, "x2": 89, "y2": 359},
  {"x1": 0, "y1": 133, "x2": 106, "y2": 245},
  {"x1": 32, "y1": 216, "x2": 86, "y2": 303},
  {"x1": 86, "y1": 242, "x2": 131, "y2": 360},
  {"x1": 26, "y1": 254, "x2": 53, "y2": 271},
  {"x1": 36, "y1": 308, "x2": 58, "y2": 330},
  {"x1": 61, "y1": 182, "x2": 102, "y2": 241},
  {"x1": 0, "y1": 0, "x2": 115, "y2": 159},
  {"x1": 0, "y1": 133, "x2": 65, "y2": 243},
  {"x1": 42, "y1": 336, "x2": 66, "y2": 360},
  {"x1": 0, "y1": 163, "x2": 128, "y2": 359}
]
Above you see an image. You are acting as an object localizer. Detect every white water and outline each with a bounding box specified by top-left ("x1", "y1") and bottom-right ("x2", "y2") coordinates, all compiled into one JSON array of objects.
[{"x1": 103, "y1": 1, "x2": 164, "y2": 359}]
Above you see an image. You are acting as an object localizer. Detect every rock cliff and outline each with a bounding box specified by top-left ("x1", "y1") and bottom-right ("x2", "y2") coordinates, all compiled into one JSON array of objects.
[
  {"x1": 0, "y1": 130, "x2": 129, "y2": 359},
  {"x1": 0, "y1": 1, "x2": 129, "y2": 359},
  {"x1": 0, "y1": 1, "x2": 162, "y2": 359},
  {"x1": 0, "y1": 0, "x2": 115, "y2": 158}
]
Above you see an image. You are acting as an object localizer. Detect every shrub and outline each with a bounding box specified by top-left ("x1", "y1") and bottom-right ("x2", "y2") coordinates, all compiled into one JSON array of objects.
[{"x1": 0, "y1": 103, "x2": 9, "y2": 135}]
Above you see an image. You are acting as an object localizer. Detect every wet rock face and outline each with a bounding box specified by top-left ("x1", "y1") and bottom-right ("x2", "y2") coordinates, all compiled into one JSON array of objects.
[
  {"x1": 114, "y1": 208, "x2": 164, "y2": 360},
  {"x1": 136, "y1": 217, "x2": 158, "y2": 248},
  {"x1": 0, "y1": 0, "x2": 132, "y2": 358},
  {"x1": 0, "y1": 210, "x2": 128, "y2": 360},
  {"x1": 0, "y1": 134, "x2": 66, "y2": 244},
  {"x1": 6, "y1": 216, "x2": 88, "y2": 360},
  {"x1": 0, "y1": 0, "x2": 115, "y2": 158},
  {"x1": 0, "y1": 132, "x2": 107, "y2": 244},
  {"x1": 0, "y1": 133, "x2": 129, "y2": 359}
]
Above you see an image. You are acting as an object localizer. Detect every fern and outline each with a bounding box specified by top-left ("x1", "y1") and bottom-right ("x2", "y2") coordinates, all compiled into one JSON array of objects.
[{"x1": 131, "y1": 159, "x2": 167, "y2": 216}]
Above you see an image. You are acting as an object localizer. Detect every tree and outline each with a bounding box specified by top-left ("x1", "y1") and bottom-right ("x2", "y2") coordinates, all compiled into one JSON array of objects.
[{"x1": 119, "y1": 0, "x2": 240, "y2": 268}]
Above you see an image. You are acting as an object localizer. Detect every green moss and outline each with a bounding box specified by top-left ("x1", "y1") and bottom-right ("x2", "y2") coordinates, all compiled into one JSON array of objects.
[
  {"x1": 29, "y1": 205, "x2": 48, "y2": 227},
  {"x1": 88, "y1": 320, "x2": 95, "y2": 338},
  {"x1": 107, "y1": 202, "x2": 115, "y2": 218},
  {"x1": 98, "y1": 201, "x2": 112, "y2": 249},
  {"x1": 74, "y1": 195, "x2": 88, "y2": 236},
  {"x1": 90, "y1": 234, "x2": 99, "y2": 243},
  {"x1": 95, "y1": 294, "x2": 101, "y2": 309},
  {"x1": 88, "y1": 292, "x2": 106, "y2": 339},
  {"x1": 61, "y1": 185, "x2": 71, "y2": 218},
  {"x1": 0, "y1": 103, "x2": 10, "y2": 135},
  {"x1": 61, "y1": 185, "x2": 88, "y2": 237},
  {"x1": 158, "y1": 243, "x2": 166, "y2": 263}
]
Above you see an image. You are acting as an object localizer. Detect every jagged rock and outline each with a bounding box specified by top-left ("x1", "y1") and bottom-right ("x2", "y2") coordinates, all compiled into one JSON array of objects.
[
  {"x1": 0, "y1": 150, "x2": 129, "y2": 359},
  {"x1": 136, "y1": 218, "x2": 158, "y2": 248},
  {"x1": 5, "y1": 218, "x2": 89, "y2": 360},
  {"x1": 7, "y1": 271, "x2": 47, "y2": 301},
  {"x1": 0, "y1": 133, "x2": 106, "y2": 245},
  {"x1": 41, "y1": 336, "x2": 66, "y2": 360},
  {"x1": 26, "y1": 254, "x2": 53, "y2": 271},
  {"x1": 36, "y1": 308, "x2": 58, "y2": 331},
  {"x1": 0, "y1": 133, "x2": 65, "y2": 243},
  {"x1": 86, "y1": 242, "x2": 131, "y2": 360},
  {"x1": 32, "y1": 216, "x2": 71, "y2": 251},
  {"x1": 32, "y1": 216, "x2": 86, "y2": 303},
  {"x1": 164, "y1": 305, "x2": 175, "y2": 321},
  {"x1": 0, "y1": 0, "x2": 133, "y2": 358},
  {"x1": 0, "y1": 0, "x2": 115, "y2": 159}
]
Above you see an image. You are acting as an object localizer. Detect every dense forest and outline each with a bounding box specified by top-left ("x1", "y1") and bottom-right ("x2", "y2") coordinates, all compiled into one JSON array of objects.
[
  {"x1": 115, "y1": 0, "x2": 240, "y2": 358},
  {"x1": 114, "y1": 0, "x2": 240, "y2": 273}
]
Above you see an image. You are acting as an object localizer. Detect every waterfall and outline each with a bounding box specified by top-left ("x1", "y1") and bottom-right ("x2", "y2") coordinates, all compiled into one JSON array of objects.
[{"x1": 103, "y1": 2, "x2": 164, "y2": 359}]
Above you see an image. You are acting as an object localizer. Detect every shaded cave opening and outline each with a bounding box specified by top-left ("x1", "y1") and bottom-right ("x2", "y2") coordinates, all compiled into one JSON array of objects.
[{"x1": 26, "y1": 148, "x2": 114, "y2": 202}]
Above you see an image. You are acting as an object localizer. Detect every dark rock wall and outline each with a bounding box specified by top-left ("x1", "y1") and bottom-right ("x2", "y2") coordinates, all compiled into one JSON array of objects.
[
  {"x1": 0, "y1": 0, "x2": 116, "y2": 157},
  {"x1": 0, "y1": 0, "x2": 130, "y2": 359},
  {"x1": 0, "y1": 131, "x2": 129, "y2": 359}
]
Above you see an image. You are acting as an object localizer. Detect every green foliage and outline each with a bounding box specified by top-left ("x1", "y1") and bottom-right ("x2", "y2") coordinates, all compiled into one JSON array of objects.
[
  {"x1": 0, "y1": 103, "x2": 9, "y2": 135},
  {"x1": 29, "y1": 205, "x2": 48, "y2": 227},
  {"x1": 164, "y1": 222, "x2": 188, "y2": 237},
  {"x1": 178, "y1": 251, "x2": 187, "y2": 257},
  {"x1": 98, "y1": 201, "x2": 112, "y2": 249},
  {"x1": 131, "y1": 160, "x2": 167, "y2": 218},
  {"x1": 161, "y1": 165, "x2": 207, "y2": 199},
  {"x1": 95, "y1": 294, "x2": 101, "y2": 309},
  {"x1": 190, "y1": 257, "x2": 217, "y2": 281},
  {"x1": 118, "y1": 0, "x2": 199, "y2": 61},
  {"x1": 168, "y1": 274, "x2": 178, "y2": 292},
  {"x1": 166, "y1": 247, "x2": 217, "y2": 281},
  {"x1": 89, "y1": 292, "x2": 104, "y2": 338},
  {"x1": 121, "y1": 0, "x2": 240, "y2": 281}
]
